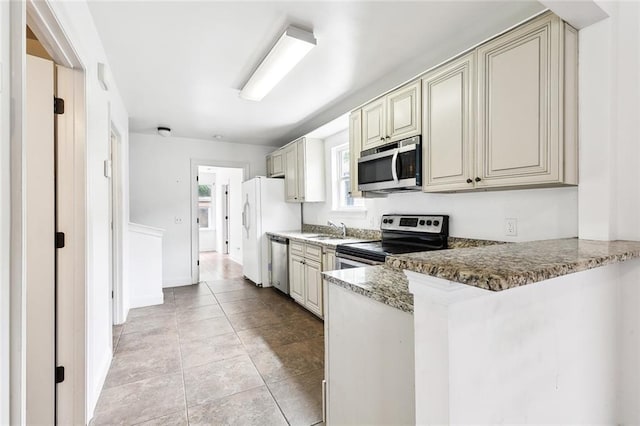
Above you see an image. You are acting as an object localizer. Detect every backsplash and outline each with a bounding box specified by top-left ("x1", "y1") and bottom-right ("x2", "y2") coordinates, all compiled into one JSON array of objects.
[
  {"x1": 302, "y1": 223, "x2": 382, "y2": 240},
  {"x1": 303, "y1": 223, "x2": 505, "y2": 248},
  {"x1": 447, "y1": 237, "x2": 507, "y2": 249}
]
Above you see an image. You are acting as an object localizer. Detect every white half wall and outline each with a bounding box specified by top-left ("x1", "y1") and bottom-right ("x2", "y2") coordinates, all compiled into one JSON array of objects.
[
  {"x1": 128, "y1": 223, "x2": 164, "y2": 308},
  {"x1": 409, "y1": 259, "x2": 639, "y2": 424},
  {"x1": 129, "y1": 133, "x2": 272, "y2": 285},
  {"x1": 303, "y1": 130, "x2": 578, "y2": 242}
]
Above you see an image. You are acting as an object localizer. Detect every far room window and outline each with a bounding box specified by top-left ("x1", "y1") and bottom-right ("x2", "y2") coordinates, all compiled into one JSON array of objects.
[
  {"x1": 332, "y1": 143, "x2": 365, "y2": 211},
  {"x1": 198, "y1": 184, "x2": 213, "y2": 229}
]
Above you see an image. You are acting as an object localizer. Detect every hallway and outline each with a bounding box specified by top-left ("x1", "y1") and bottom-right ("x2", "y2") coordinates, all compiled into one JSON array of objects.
[{"x1": 92, "y1": 255, "x2": 325, "y2": 425}]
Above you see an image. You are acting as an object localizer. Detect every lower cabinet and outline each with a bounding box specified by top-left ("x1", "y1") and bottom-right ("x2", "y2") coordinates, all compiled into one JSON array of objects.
[
  {"x1": 290, "y1": 254, "x2": 306, "y2": 304},
  {"x1": 289, "y1": 242, "x2": 336, "y2": 319},
  {"x1": 304, "y1": 259, "x2": 323, "y2": 317}
]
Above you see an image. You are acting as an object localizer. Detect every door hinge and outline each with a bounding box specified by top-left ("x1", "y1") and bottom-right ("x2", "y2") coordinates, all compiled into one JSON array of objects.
[
  {"x1": 225, "y1": 216, "x2": 228, "y2": 220},
  {"x1": 225, "y1": 191, "x2": 228, "y2": 195},
  {"x1": 111, "y1": 290, "x2": 114, "y2": 299},
  {"x1": 55, "y1": 232, "x2": 65, "y2": 249},
  {"x1": 54, "y1": 97, "x2": 65, "y2": 115},
  {"x1": 197, "y1": 218, "x2": 199, "y2": 224},
  {"x1": 225, "y1": 241, "x2": 228, "y2": 245},
  {"x1": 196, "y1": 176, "x2": 199, "y2": 182},
  {"x1": 197, "y1": 260, "x2": 200, "y2": 266},
  {"x1": 55, "y1": 366, "x2": 65, "y2": 384}
]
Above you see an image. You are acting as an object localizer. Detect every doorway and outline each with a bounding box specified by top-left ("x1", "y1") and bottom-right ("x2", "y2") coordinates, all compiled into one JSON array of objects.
[{"x1": 190, "y1": 160, "x2": 248, "y2": 284}]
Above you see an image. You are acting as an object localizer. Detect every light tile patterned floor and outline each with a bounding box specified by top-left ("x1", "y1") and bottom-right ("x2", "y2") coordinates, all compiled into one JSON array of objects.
[{"x1": 94, "y1": 253, "x2": 325, "y2": 425}]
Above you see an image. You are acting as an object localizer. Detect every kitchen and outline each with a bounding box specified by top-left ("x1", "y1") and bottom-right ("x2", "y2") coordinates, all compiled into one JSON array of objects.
[{"x1": 6, "y1": 1, "x2": 640, "y2": 425}]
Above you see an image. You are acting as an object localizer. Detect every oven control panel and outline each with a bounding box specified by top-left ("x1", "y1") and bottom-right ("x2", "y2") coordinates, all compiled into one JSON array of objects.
[{"x1": 380, "y1": 214, "x2": 448, "y2": 234}]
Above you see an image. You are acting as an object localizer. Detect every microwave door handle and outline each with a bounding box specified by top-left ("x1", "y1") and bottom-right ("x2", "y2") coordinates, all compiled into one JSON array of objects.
[{"x1": 391, "y1": 149, "x2": 399, "y2": 183}]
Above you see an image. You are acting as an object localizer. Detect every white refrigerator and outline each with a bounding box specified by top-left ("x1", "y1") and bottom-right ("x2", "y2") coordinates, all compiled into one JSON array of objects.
[{"x1": 241, "y1": 177, "x2": 301, "y2": 286}]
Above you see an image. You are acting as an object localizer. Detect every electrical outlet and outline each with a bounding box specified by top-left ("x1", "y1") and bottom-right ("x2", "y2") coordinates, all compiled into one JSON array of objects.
[
  {"x1": 175, "y1": 216, "x2": 183, "y2": 224},
  {"x1": 505, "y1": 218, "x2": 517, "y2": 236}
]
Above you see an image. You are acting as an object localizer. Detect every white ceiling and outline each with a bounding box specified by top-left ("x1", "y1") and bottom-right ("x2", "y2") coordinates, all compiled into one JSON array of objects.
[{"x1": 87, "y1": 1, "x2": 544, "y2": 147}]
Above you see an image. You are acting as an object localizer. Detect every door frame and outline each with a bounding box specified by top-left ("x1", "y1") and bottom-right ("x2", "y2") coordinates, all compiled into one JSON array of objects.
[
  {"x1": 9, "y1": 1, "x2": 87, "y2": 425},
  {"x1": 189, "y1": 159, "x2": 249, "y2": 285},
  {"x1": 109, "y1": 125, "x2": 125, "y2": 325}
]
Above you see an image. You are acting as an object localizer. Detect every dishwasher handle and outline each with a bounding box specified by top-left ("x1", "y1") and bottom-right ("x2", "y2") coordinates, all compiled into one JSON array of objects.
[{"x1": 269, "y1": 235, "x2": 289, "y2": 244}]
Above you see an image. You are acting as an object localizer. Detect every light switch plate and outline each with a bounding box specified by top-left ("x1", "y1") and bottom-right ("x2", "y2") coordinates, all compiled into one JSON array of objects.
[{"x1": 505, "y1": 218, "x2": 517, "y2": 236}]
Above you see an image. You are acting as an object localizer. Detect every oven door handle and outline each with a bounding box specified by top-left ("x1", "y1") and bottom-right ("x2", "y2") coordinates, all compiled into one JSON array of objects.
[
  {"x1": 391, "y1": 149, "x2": 399, "y2": 183},
  {"x1": 336, "y1": 252, "x2": 383, "y2": 266}
]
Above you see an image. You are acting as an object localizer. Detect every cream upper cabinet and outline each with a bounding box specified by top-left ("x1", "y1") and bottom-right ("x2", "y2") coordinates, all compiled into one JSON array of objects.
[
  {"x1": 422, "y1": 11, "x2": 577, "y2": 193},
  {"x1": 361, "y1": 81, "x2": 422, "y2": 151},
  {"x1": 266, "y1": 154, "x2": 273, "y2": 177},
  {"x1": 284, "y1": 137, "x2": 325, "y2": 203},
  {"x1": 348, "y1": 110, "x2": 363, "y2": 198},
  {"x1": 422, "y1": 53, "x2": 475, "y2": 192},
  {"x1": 271, "y1": 150, "x2": 284, "y2": 177},
  {"x1": 475, "y1": 12, "x2": 577, "y2": 188},
  {"x1": 284, "y1": 143, "x2": 299, "y2": 201},
  {"x1": 362, "y1": 97, "x2": 386, "y2": 150},
  {"x1": 266, "y1": 149, "x2": 285, "y2": 178},
  {"x1": 386, "y1": 80, "x2": 421, "y2": 142}
]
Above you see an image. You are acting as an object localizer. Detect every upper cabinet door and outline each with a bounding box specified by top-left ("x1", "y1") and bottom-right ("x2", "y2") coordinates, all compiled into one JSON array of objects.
[
  {"x1": 386, "y1": 80, "x2": 421, "y2": 142},
  {"x1": 266, "y1": 154, "x2": 273, "y2": 178},
  {"x1": 362, "y1": 97, "x2": 386, "y2": 150},
  {"x1": 422, "y1": 53, "x2": 475, "y2": 192},
  {"x1": 476, "y1": 13, "x2": 562, "y2": 187},
  {"x1": 348, "y1": 110, "x2": 363, "y2": 198},
  {"x1": 284, "y1": 143, "x2": 298, "y2": 202},
  {"x1": 271, "y1": 151, "x2": 285, "y2": 177}
]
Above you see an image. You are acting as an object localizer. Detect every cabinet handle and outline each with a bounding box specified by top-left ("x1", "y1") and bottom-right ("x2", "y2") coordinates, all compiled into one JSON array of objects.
[
  {"x1": 466, "y1": 178, "x2": 473, "y2": 184},
  {"x1": 380, "y1": 137, "x2": 385, "y2": 142},
  {"x1": 475, "y1": 177, "x2": 482, "y2": 182},
  {"x1": 385, "y1": 136, "x2": 390, "y2": 140}
]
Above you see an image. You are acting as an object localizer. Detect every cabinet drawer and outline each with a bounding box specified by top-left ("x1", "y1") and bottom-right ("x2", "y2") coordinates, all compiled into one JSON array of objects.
[
  {"x1": 291, "y1": 241, "x2": 304, "y2": 256},
  {"x1": 304, "y1": 243, "x2": 323, "y2": 262}
]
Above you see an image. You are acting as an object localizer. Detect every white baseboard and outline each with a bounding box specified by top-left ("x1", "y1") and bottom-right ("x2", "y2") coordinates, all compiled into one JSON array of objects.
[
  {"x1": 163, "y1": 277, "x2": 194, "y2": 287},
  {"x1": 87, "y1": 350, "x2": 112, "y2": 422},
  {"x1": 130, "y1": 293, "x2": 164, "y2": 309}
]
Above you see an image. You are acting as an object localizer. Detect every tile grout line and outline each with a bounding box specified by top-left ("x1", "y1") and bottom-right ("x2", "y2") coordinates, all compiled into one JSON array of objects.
[{"x1": 173, "y1": 307, "x2": 190, "y2": 425}]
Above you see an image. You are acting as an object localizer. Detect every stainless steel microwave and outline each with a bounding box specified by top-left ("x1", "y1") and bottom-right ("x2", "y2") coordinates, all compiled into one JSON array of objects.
[{"x1": 357, "y1": 136, "x2": 421, "y2": 192}]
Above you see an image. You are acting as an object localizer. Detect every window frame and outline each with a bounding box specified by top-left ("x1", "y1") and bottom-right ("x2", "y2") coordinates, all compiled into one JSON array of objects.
[
  {"x1": 198, "y1": 184, "x2": 214, "y2": 230},
  {"x1": 331, "y1": 143, "x2": 365, "y2": 212}
]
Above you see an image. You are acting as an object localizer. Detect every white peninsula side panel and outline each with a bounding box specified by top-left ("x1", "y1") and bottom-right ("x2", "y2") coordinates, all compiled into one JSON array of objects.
[
  {"x1": 324, "y1": 283, "x2": 415, "y2": 425},
  {"x1": 407, "y1": 261, "x2": 640, "y2": 425}
]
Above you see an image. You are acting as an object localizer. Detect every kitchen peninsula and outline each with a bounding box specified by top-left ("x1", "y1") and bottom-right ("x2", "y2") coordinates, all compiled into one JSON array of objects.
[{"x1": 323, "y1": 238, "x2": 640, "y2": 424}]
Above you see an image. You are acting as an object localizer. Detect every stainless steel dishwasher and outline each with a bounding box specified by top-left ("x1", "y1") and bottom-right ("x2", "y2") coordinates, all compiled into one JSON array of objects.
[{"x1": 269, "y1": 235, "x2": 289, "y2": 294}]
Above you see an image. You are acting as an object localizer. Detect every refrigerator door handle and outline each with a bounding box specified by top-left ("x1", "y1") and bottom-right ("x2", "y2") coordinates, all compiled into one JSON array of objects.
[{"x1": 242, "y1": 196, "x2": 250, "y2": 232}]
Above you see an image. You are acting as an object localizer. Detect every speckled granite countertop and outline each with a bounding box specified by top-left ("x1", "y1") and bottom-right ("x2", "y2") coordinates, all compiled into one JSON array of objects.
[
  {"x1": 322, "y1": 238, "x2": 640, "y2": 313},
  {"x1": 323, "y1": 266, "x2": 414, "y2": 313},
  {"x1": 266, "y1": 231, "x2": 373, "y2": 249},
  {"x1": 387, "y1": 238, "x2": 640, "y2": 292}
]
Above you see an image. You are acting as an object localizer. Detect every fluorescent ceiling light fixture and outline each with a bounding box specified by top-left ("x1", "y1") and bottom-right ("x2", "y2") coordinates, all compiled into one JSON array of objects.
[{"x1": 240, "y1": 26, "x2": 316, "y2": 101}]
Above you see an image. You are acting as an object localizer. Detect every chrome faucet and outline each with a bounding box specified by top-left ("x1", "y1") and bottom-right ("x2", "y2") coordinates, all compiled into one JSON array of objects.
[{"x1": 327, "y1": 220, "x2": 347, "y2": 238}]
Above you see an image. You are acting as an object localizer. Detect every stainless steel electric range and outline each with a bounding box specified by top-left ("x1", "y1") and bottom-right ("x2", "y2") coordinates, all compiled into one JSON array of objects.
[{"x1": 335, "y1": 214, "x2": 449, "y2": 269}]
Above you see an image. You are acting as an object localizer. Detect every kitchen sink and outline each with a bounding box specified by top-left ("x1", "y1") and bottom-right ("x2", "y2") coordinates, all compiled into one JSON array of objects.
[{"x1": 305, "y1": 234, "x2": 338, "y2": 240}]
